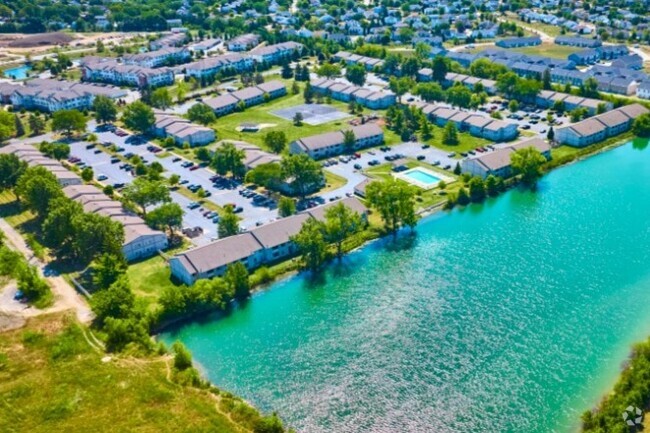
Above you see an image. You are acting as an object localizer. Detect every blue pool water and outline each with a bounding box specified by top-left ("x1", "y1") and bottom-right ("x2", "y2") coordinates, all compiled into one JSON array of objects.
[
  {"x1": 4, "y1": 65, "x2": 31, "y2": 80},
  {"x1": 404, "y1": 168, "x2": 441, "y2": 184}
]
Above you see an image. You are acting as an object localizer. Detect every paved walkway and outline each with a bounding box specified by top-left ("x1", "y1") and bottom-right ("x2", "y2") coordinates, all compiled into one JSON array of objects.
[{"x1": 0, "y1": 218, "x2": 93, "y2": 323}]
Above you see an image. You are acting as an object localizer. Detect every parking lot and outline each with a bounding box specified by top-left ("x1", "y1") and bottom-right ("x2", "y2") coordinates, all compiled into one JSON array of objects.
[{"x1": 67, "y1": 121, "x2": 282, "y2": 244}]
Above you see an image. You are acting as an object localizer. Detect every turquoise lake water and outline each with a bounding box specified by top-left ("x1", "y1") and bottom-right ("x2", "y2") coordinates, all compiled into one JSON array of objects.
[
  {"x1": 162, "y1": 139, "x2": 650, "y2": 433},
  {"x1": 3, "y1": 65, "x2": 31, "y2": 80}
]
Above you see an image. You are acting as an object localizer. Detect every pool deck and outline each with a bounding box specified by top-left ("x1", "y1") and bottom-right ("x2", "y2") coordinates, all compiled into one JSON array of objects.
[{"x1": 394, "y1": 167, "x2": 455, "y2": 190}]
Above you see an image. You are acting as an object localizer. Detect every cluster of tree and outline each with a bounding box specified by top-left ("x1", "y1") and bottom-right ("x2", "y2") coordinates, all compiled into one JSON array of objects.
[
  {"x1": 122, "y1": 101, "x2": 155, "y2": 135},
  {"x1": 157, "y1": 262, "x2": 250, "y2": 323},
  {"x1": 0, "y1": 110, "x2": 17, "y2": 142},
  {"x1": 38, "y1": 141, "x2": 70, "y2": 160},
  {"x1": 291, "y1": 202, "x2": 366, "y2": 271},
  {"x1": 187, "y1": 103, "x2": 216, "y2": 126},
  {"x1": 52, "y1": 109, "x2": 87, "y2": 136},
  {"x1": 0, "y1": 235, "x2": 51, "y2": 307},
  {"x1": 510, "y1": 146, "x2": 547, "y2": 187},
  {"x1": 245, "y1": 154, "x2": 324, "y2": 199},
  {"x1": 632, "y1": 112, "x2": 650, "y2": 137},
  {"x1": 385, "y1": 104, "x2": 437, "y2": 143},
  {"x1": 447, "y1": 174, "x2": 506, "y2": 208},
  {"x1": 366, "y1": 178, "x2": 418, "y2": 234}
]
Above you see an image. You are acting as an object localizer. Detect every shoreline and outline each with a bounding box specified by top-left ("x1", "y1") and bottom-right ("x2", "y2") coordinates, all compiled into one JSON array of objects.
[{"x1": 156, "y1": 134, "x2": 638, "y2": 335}]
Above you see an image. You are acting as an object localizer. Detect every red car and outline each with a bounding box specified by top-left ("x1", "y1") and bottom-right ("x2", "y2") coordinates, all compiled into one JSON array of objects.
[{"x1": 189, "y1": 165, "x2": 200, "y2": 171}]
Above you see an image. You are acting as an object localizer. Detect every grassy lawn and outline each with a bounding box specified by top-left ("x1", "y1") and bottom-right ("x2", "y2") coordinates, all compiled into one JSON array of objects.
[
  {"x1": 0, "y1": 313, "x2": 259, "y2": 433},
  {"x1": 127, "y1": 254, "x2": 185, "y2": 310},
  {"x1": 502, "y1": 13, "x2": 567, "y2": 38},
  {"x1": 510, "y1": 42, "x2": 582, "y2": 59},
  {"x1": 422, "y1": 125, "x2": 491, "y2": 155},
  {"x1": 551, "y1": 145, "x2": 580, "y2": 160},
  {"x1": 209, "y1": 91, "x2": 359, "y2": 151},
  {"x1": 364, "y1": 159, "x2": 460, "y2": 209},
  {"x1": 321, "y1": 170, "x2": 347, "y2": 193}
]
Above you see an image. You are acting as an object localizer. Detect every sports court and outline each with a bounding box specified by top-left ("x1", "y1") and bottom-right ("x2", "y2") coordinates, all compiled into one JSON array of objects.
[{"x1": 271, "y1": 104, "x2": 351, "y2": 126}]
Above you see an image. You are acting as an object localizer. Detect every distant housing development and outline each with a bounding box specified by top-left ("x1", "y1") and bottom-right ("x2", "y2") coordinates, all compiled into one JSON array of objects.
[
  {"x1": 203, "y1": 81, "x2": 287, "y2": 116},
  {"x1": 411, "y1": 101, "x2": 519, "y2": 142},
  {"x1": 123, "y1": 47, "x2": 191, "y2": 68},
  {"x1": 170, "y1": 198, "x2": 367, "y2": 284},
  {"x1": 495, "y1": 36, "x2": 542, "y2": 48},
  {"x1": 556, "y1": 103, "x2": 649, "y2": 147},
  {"x1": 311, "y1": 78, "x2": 396, "y2": 109},
  {"x1": 184, "y1": 53, "x2": 254, "y2": 80},
  {"x1": 4, "y1": 78, "x2": 127, "y2": 112},
  {"x1": 81, "y1": 58, "x2": 174, "y2": 88}
]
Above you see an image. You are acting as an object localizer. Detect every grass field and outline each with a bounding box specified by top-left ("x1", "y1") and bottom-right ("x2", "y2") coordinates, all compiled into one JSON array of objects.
[
  {"x1": 0, "y1": 313, "x2": 260, "y2": 433},
  {"x1": 470, "y1": 41, "x2": 581, "y2": 59},
  {"x1": 209, "y1": 91, "x2": 361, "y2": 152}
]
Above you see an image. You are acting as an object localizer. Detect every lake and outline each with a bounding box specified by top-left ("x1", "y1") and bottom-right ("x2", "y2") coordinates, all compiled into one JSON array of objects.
[{"x1": 161, "y1": 139, "x2": 650, "y2": 433}]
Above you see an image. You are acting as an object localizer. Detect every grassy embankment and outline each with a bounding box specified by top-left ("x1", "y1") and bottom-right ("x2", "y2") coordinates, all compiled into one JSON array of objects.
[{"x1": 0, "y1": 313, "x2": 267, "y2": 433}]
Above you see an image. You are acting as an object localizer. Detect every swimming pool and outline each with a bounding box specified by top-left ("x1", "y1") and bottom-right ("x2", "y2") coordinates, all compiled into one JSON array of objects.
[
  {"x1": 404, "y1": 168, "x2": 441, "y2": 185},
  {"x1": 4, "y1": 65, "x2": 31, "y2": 80},
  {"x1": 396, "y1": 167, "x2": 452, "y2": 189}
]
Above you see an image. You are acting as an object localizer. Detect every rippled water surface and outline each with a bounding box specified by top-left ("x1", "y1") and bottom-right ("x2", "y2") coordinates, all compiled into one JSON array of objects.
[{"x1": 162, "y1": 140, "x2": 650, "y2": 433}]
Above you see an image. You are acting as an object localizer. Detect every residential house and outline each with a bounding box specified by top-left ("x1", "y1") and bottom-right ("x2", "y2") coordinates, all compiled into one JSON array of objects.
[
  {"x1": 461, "y1": 138, "x2": 551, "y2": 178},
  {"x1": 82, "y1": 58, "x2": 174, "y2": 88},
  {"x1": 555, "y1": 103, "x2": 649, "y2": 147},
  {"x1": 184, "y1": 53, "x2": 254, "y2": 80},
  {"x1": 554, "y1": 36, "x2": 602, "y2": 48},
  {"x1": 123, "y1": 47, "x2": 190, "y2": 68},
  {"x1": 226, "y1": 33, "x2": 260, "y2": 51},
  {"x1": 289, "y1": 123, "x2": 384, "y2": 159},
  {"x1": 152, "y1": 112, "x2": 215, "y2": 147},
  {"x1": 495, "y1": 36, "x2": 542, "y2": 48},
  {"x1": 248, "y1": 42, "x2": 304, "y2": 65},
  {"x1": 203, "y1": 81, "x2": 287, "y2": 116}
]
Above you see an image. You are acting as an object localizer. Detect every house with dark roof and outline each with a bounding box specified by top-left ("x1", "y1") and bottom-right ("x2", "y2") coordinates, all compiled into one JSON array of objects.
[
  {"x1": 462, "y1": 138, "x2": 551, "y2": 178},
  {"x1": 556, "y1": 103, "x2": 649, "y2": 147},
  {"x1": 495, "y1": 36, "x2": 541, "y2": 48},
  {"x1": 169, "y1": 198, "x2": 368, "y2": 284},
  {"x1": 289, "y1": 124, "x2": 384, "y2": 159},
  {"x1": 554, "y1": 36, "x2": 602, "y2": 48}
]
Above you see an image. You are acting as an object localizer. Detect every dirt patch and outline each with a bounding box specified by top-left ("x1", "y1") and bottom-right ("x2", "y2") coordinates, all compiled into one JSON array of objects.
[
  {"x1": 4, "y1": 32, "x2": 75, "y2": 48},
  {"x1": 0, "y1": 311, "x2": 26, "y2": 332}
]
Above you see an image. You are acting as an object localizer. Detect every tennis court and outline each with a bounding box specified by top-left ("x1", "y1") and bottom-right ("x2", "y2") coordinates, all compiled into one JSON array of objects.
[{"x1": 272, "y1": 104, "x2": 351, "y2": 125}]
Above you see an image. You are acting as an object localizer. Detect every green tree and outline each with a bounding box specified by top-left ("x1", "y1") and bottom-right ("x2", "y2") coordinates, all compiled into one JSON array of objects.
[
  {"x1": 508, "y1": 100, "x2": 519, "y2": 113},
  {"x1": 91, "y1": 253, "x2": 128, "y2": 290},
  {"x1": 150, "y1": 87, "x2": 173, "y2": 110},
  {"x1": 431, "y1": 56, "x2": 449, "y2": 82},
  {"x1": 73, "y1": 212, "x2": 125, "y2": 263},
  {"x1": 175, "y1": 80, "x2": 188, "y2": 103},
  {"x1": 91, "y1": 276, "x2": 135, "y2": 327},
  {"x1": 41, "y1": 197, "x2": 82, "y2": 258},
  {"x1": 93, "y1": 95, "x2": 118, "y2": 124},
  {"x1": 0, "y1": 154, "x2": 27, "y2": 192},
  {"x1": 146, "y1": 202, "x2": 183, "y2": 236},
  {"x1": 211, "y1": 142, "x2": 245, "y2": 179},
  {"x1": 291, "y1": 218, "x2": 327, "y2": 271},
  {"x1": 218, "y1": 206, "x2": 241, "y2": 238},
  {"x1": 263, "y1": 131, "x2": 288, "y2": 154},
  {"x1": 553, "y1": 100, "x2": 566, "y2": 113},
  {"x1": 632, "y1": 113, "x2": 650, "y2": 137},
  {"x1": 253, "y1": 414, "x2": 286, "y2": 433},
  {"x1": 293, "y1": 112, "x2": 303, "y2": 126},
  {"x1": 442, "y1": 122, "x2": 459, "y2": 145},
  {"x1": 122, "y1": 177, "x2": 170, "y2": 216},
  {"x1": 225, "y1": 261, "x2": 250, "y2": 299},
  {"x1": 0, "y1": 110, "x2": 16, "y2": 142},
  {"x1": 28, "y1": 113, "x2": 46, "y2": 136},
  {"x1": 187, "y1": 103, "x2": 216, "y2": 125},
  {"x1": 485, "y1": 175, "x2": 500, "y2": 196},
  {"x1": 122, "y1": 101, "x2": 155, "y2": 135},
  {"x1": 547, "y1": 126, "x2": 555, "y2": 141},
  {"x1": 468, "y1": 177, "x2": 486, "y2": 202},
  {"x1": 342, "y1": 129, "x2": 356, "y2": 153},
  {"x1": 510, "y1": 146, "x2": 547, "y2": 187},
  {"x1": 446, "y1": 84, "x2": 472, "y2": 108},
  {"x1": 14, "y1": 114, "x2": 25, "y2": 137},
  {"x1": 324, "y1": 202, "x2": 363, "y2": 259},
  {"x1": 542, "y1": 68, "x2": 552, "y2": 90},
  {"x1": 52, "y1": 109, "x2": 86, "y2": 136},
  {"x1": 456, "y1": 187, "x2": 470, "y2": 205},
  {"x1": 420, "y1": 119, "x2": 433, "y2": 141},
  {"x1": 245, "y1": 163, "x2": 283, "y2": 189},
  {"x1": 389, "y1": 77, "x2": 415, "y2": 103},
  {"x1": 278, "y1": 196, "x2": 296, "y2": 217},
  {"x1": 15, "y1": 166, "x2": 62, "y2": 218},
  {"x1": 414, "y1": 82, "x2": 446, "y2": 103},
  {"x1": 17, "y1": 264, "x2": 51, "y2": 306},
  {"x1": 345, "y1": 63, "x2": 366, "y2": 86},
  {"x1": 366, "y1": 179, "x2": 418, "y2": 234},
  {"x1": 81, "y1": 166, "x2": 94, "y2": 182},
  {"x1": 315, "y1": 63, "x2": 341, "y2": 78},
  {"x1": 453, "y1": 162, "x2": 461, "y2": 175},
  {"x1": 281, "y1": 154, "x2": 324, "y2": 199},
  {"x1": 172, "y1": 341, "x2": 193, "y2": 371}
]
